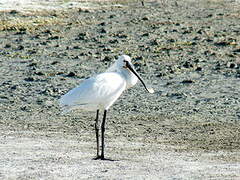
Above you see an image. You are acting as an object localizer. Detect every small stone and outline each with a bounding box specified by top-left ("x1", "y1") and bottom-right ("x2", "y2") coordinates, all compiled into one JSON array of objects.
[
  {"x1": 103, "y1": 47, "x2": 112, "y2": 52},
  {"x1": 181, "y1": 80, "x2": 194, "y2": 84},
  {"x1": 102, "y1": 56, "x2": 111, "y2": 62},
  {"x1": 100, "y1": 28, "x2": 107, "y2": 33},
  {"x1": 142, "y1": 16, "x2": 149, "y2": 21},
  {"x1": 109, "y1": 15, "x2": 116, "y2": 18},
  {"x1": 4, "y1": 44, "x2": 11, "y2": 48},
  {"x1": 76, "y1": 32, "x2": 87, "y2": 40},
  {"x1": 150, "y1": 39, "x2": 159, "y2": 46},
  {"x1": 227, "y1": 62, "x2": 237, "y2": 69},
  {"x1": 142, "y1": 33, "x2": 149, "y2": 37},
  {"x1": 56, "y1": 72, "x2": 64, "y2": 75},
  {"x1": 214, "y1": 41, "x2": 229, "y2": 46},
  {"x1": 135, "y1": 56, "x2": 143, "y2": 61},
  {"x1": 24, "y1": 77, "x2": 34, "y2": 82},
  {"x1": 48, "y1": 36, "x2": 59, "y2": 40},
  {"x1": 73, "y1": 45, "x2": 80, "y2": 49},
  {"x1": 34, "y1": 71, "x2": 44, "y2": 76},
  {"x1": 73, "y1": 55, "x2": 80, "y2": 59},
  {"x1": 51, "y1": 61, "x2": 59, "y2": 65},
  {"x1": 43, "y1": 29, "x2": 52, "y2": 34},
  {"x1": 28, "y1": 50, "x2": 37, "y2": 54},
  {"x1": 182, "y1": 61, "x2": 193, "y2": 68},
  {"x1": 66, "y1": 72, "x2": 76, "y2": 77},
  {"x1": 195, "y1": 67, "x2": 202, "y2": 71},
  {"x1": 98, "y1": 22, "x2": 106, "y2": 26},
  {"x1": 109, "y1": 39, "x2": 118, "y2": 44},
  {"x1": 9, "y1": 10, "x2": 18, "y2": 14},
  {"x1": 118, "y1": 34, "x2": 127, "y2": 38},
  {"x1": 156, "y1": 73, "x2": 165, "y2": 77},
  {"x1": 169, "y1": 128, "x2": 176, "y2": 132},
  {"x1": 17, "y1": 45, "x2": 24, "y2": 50},
  {"x1": 28, "y1": 62, "x2": 37, "y2": 67},
  {"x1": 40, "y1": 41, "x2": 48, "y2": 45},
  {"x1": 233, "y1": 49, "x2": 240, "y2": 53},
  {"x1": 10, "y1": 85, "x2": 17, "y2": 90},
  {"x1": 167, "y1": 38, "x2": 175, "y2": 43},
  {"x1": 214, "y1": 63, "x2": 221, "y2": 70}
]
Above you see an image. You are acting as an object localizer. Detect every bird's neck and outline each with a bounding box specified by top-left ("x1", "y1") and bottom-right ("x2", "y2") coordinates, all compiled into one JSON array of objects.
[{"x1": 120, "y1": 69, "x2": 138, "y2": 89}]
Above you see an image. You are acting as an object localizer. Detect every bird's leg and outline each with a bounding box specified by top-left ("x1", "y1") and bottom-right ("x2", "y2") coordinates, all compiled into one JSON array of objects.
[
  {"x1": 100, "y1": 110, "x2": 107, "y2": 160},
  {"x1": 94, "y1": 109, "x2": 100, "y2": 159}
]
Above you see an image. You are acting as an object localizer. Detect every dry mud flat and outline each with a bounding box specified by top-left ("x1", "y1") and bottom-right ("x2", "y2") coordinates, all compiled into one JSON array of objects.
[{"x1": 0, "y1": 0, "x2": 240, "y2": 179}]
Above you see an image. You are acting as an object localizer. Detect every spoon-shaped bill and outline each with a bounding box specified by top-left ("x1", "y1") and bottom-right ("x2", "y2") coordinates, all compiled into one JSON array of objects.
[{"x1": 126, "y1": 61, "x2": 154, "y2": 94}]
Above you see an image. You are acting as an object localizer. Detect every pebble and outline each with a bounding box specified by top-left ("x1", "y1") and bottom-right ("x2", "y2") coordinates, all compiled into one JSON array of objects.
[
  {"x1": 195, "y1": 66, "x2": 202, "y2": 71},
  {"x1": 48, "y1": 36, "x2": 59, "y2": 40},
  {"x1": 142, "y1": 16, "x2": 149, "y2": 21},
  {"x1": 100, "y1": 28, "x2": 107, "y2": 33},
  {"x1": 182, "y1": 61, "x2": 193, "y2": 68},
  {"x1": 76, "y1": 32, "x2": 87, "y2": 40},
  {"x1": 66, "y1": 72, "x2": 76, "y2": 77},
  {"x1": 102, "y1": 56, "x2": 111, "y2": 62},
  {"x1": 51, "y1": 61, "x2": 59, "y2": 65},
  {"x1": 17, "y1": 45, "x2": 24, "y2": 50},
  {"x1": 227, "y1": 62, "x2": 237, "y2": 69},
  {"x1": 24, "y1": 77, "x2": 35, "y2": 82},
  {"x1": 9, "y1": 10, "x2": 18, "y2": 14},
  {"x1": 108, "y1": 39, "x2": 118, "y2": 44},
  {"x1": 233, "y1": 48, "x2": 240, "y2": 53},
  {"x1": 214, "y1": 41, "x2": 229, "y2": 46},
  {"x1": 73, "y1": 45, "x2": 81, "y2": 49},
  {"x1": 98, "y1": 22, "x2": 106, "y2": 26},
  {"x1": 34, "y1": 72, "x2": 44, "y2": 76},
  {"x1": 181, "y1": 80, "x2": 194, "y2": 84},
  {"x1": 4, "y1": 44, "x2": 11, "y2": 48}
]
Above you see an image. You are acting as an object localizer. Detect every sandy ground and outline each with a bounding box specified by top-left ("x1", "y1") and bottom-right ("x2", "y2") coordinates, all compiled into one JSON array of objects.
[
  {"x1": 1, "y1": 131, "x2": 239, "y2": 179},
  {"x1": 0, "y1": 0, "x2": 240, "y2": 179},
  {"x1": 0, "y1": 0, "x2": 129, "y2": 12}
]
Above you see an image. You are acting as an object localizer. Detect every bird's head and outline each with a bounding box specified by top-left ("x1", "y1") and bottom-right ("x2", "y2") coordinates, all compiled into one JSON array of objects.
[{"x1": 117, "y1": 55, "x2": 154, "y2": 94}]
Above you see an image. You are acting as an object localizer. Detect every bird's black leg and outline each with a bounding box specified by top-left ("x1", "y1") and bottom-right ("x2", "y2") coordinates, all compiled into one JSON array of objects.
[
  {"x1": 100, "y1": 109, "x2": 107, "y2": 160},
  {"x1": 93, "y1": 109, "x2": 100, "y2": 160}
]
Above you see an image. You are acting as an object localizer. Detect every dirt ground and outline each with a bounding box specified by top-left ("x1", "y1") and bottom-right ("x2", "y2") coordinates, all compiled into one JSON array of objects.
[{"x1": 0, "y1": 0, "x2": 240, "y2": 179}]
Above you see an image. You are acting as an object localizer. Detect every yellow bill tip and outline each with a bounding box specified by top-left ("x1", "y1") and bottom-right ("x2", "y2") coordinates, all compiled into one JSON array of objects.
[{"x1": 148, "y1": 88, "x2": 154, "y2": 94}]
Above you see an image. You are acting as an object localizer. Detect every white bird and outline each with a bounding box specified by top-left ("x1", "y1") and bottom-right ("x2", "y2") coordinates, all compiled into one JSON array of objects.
[{"x1": 59, "y1": 55, "x2": 154, "y2": 160}]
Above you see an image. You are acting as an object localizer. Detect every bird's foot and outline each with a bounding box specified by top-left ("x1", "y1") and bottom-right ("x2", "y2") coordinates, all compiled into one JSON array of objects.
[
  {"x1": 93, "y1": 155, "x2": 102, "y2": 160},
  {"x1": 93, "y1": 155, "x2": 115, "y2": 161}
]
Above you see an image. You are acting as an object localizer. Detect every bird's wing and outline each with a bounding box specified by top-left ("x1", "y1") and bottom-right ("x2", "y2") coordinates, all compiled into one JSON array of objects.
[{"x1": 59, "y1": 72, "x2": 126, "y2": 110}]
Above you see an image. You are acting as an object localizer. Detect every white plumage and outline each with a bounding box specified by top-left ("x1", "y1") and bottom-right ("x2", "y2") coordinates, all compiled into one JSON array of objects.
[
  {"x1": 59, "y1": 55, "x2": 152, "y2": 113},
  {"x1": 59, "y1": 55, "x2": 154, "y2": 160},
  {"x1": 60, "y1": 72, "x2": 126, "y2": 112}
]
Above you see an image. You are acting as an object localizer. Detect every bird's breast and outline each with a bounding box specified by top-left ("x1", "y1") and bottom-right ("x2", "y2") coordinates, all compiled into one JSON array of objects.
[{"x1": 60, "y1": 72, "x2": 127, "y2": 111}]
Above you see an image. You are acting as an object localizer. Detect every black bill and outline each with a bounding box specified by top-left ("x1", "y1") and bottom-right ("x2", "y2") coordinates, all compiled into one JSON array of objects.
[{"x1": 126, "y1": 61, "x2": 154, "y2": 93}]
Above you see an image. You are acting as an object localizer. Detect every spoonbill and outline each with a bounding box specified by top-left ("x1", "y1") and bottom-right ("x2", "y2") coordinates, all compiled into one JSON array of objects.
[{"x1": 59, "y1": 55, "x2": 154, "y2": 160}]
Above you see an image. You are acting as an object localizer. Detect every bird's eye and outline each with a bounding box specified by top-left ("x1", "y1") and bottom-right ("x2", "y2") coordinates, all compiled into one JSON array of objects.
[{"x1": 123, "y1": 60, "x2": 128, "y2": 68}]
